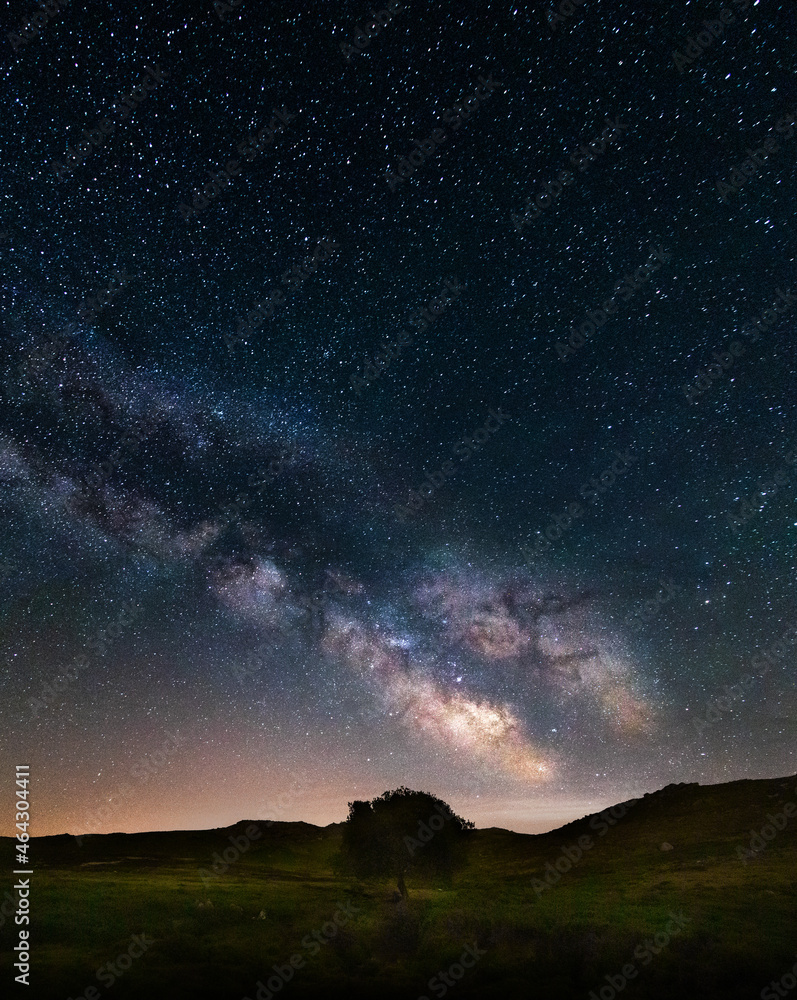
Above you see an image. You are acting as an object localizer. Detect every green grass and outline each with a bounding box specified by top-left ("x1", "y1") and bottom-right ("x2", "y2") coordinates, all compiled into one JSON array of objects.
[{"x1": 2, "y1": 774, "x2": 796, "y2": 999}]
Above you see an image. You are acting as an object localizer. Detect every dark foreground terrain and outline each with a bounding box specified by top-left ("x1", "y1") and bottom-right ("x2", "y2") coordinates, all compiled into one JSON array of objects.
[{"x1": 3, "y1": 773, "x2": 796, "y2": 1000}]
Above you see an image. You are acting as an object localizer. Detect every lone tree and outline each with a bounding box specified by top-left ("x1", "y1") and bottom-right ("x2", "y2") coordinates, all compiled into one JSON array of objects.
[{"x1": 339, "y1": 787, "x2": 474, "y2": 898}]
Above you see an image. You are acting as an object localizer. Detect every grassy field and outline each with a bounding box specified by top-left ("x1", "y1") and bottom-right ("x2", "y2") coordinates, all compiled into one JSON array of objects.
[{"x1": 2, "y1": 773, "x2": 796, "y2": 999}]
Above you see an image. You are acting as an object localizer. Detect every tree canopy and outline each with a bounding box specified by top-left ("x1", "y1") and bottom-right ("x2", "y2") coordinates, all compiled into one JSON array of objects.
[{"x1": 339, "y1": 787, "x2": 474, "y2": 897}]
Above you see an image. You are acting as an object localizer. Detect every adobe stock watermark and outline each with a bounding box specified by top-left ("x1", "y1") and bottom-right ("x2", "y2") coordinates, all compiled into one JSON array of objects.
[
  {"x1": 692, "y1": 618, "x2": 797, "y2": 736},
  {"x1": 672, "y1": 0, "x2": 753, "y2": 76},
  {"x1": 256, "y1": 770, "x2": 319, "y2": 821},
  {"x1": 416, "y1": 942, "x2": 487, "y2": 1000},
  {"x1": 241, "y1": 899, "x2": 361, "y2": 1000},
  {"x1": 546, "y1": 0, "x2": 587, "y2": 33},
  {"x1": 684, "y1": 287, "x2": 796, "y2": 406},
  {"x1": 52, "y1": 66, "x2": 169, "y2": 179},
  {"x1": 7, "y1": 0, "x2": 71, "y2": 53},
  {"x1": 73, "y1": 730, "x2": 186, "y2": 846},
  {"x1": 735, "y1": 781, "x2": 797, "y2": 863},
  {"x1": 14, "y1": 320, "x2": 79, "y2": 408},
  {"x1": 751, "y1": 619, "x2": 797, "y2": 675},
  {"x1": 716, "y1": 101, "x2": 797, "y2": 202},
  {"x1": 199, "y1": 822, "x2": 266, "y2": 887},
  {"x1": 339, "y1": 1, "x2": 406, "y2": 62},
  {"x1": 692, "y1": 674, "x2": 757, "y2": 736},
  {"x1": 27, "y1": 601, "x2": 142, "y2": 720},
  {"x1": 682, "y1": 338, "x2": 748, "y2": 403},
  {"x1": 226, "y1": 239, "x2": 340, "y2": 352},
  {"x1": 511, "y1": 169, "x2": 575, "y2": 232},
  {"x1": 554, "y1": 245, "x2": 671, "y2": 360},
  {"x1": 531, "y1": 798, "x2": 639, "y2": 896},
  {"x1": 66, "y1": 933, "x2": 155, "y2": 1000},
  {"x1": 213, "y1": 0, "x2": 245, "y2": 22},
  {"x1": 725, "y1": 445, "x2": 797, "y2": 535},
  {"x1": 520, "y1": 446, "x2": 638, "y2": 567},
  {"x1": 351, "y1": 277, "x2": 463, "y2": 396},
  {"x1": 588, "y1": 912, "x2": 691, "y2": 1000},
  {"x1": 395, "y1": 407, "x2": 511, "y2": 522},
  {"x1": 568, "y1": 115, "x2": 628, "y2": 170},
  {"x1": 385, "y1": 75, "x2": 507, "y2": 192},
  {"x1": 214, "y1": 443, "x2": 298, "y2": 527},
  {"x1": 293, "y1": 571, "x2": 354, "y2": 635},
  {"x1": 403, "y1": 800, "x2": 461, "y2": 856},
  {"x1": 623, "y1": 578, "x2": 683, "y2": 632},
  {"x1": 178, "y1": 107, "x2": 297, "y2": 222},
  {"x1": 351, "y1": 328, "x2": 413, "y2": 397},
  {"x1": 78, "y1": 268, "x2": 136, "y2": 325},
  {"x1": 511, "y1": 116, "x2": 628, "y2": 233},
  {"x1": 672, "y1": 0, "x2": 756, "y2": 74},
  {"x1": 740, "y1": 287, "x2": 797, "y2": 343},
  {"x1": 0, "y1": 557, "x2": 18, "y2": 582},
  {"x1": 76, "y1": 412, "x2": 163, "y2": 495},
  {"x1": 761, "y1": 955, "x2": 797, "y2": 1000},
  {"x1": 231, "y1": 649, "x2": 278, "y2": 688}
]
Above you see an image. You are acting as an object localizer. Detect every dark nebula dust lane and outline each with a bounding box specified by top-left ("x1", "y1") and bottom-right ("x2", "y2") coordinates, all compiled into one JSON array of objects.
[{"x1": 0, "y1": 0, "x2": 795, "y2": 837}]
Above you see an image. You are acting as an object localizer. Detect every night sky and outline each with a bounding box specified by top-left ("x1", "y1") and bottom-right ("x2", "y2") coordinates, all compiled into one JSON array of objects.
[{"x1": 1, "y1": 0, "x2": 795, "y2": 838}]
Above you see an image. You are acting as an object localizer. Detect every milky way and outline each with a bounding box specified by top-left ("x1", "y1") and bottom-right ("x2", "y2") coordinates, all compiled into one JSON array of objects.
[{"x1": 0, "y1": 0, "x2": 795, "y2": 837}]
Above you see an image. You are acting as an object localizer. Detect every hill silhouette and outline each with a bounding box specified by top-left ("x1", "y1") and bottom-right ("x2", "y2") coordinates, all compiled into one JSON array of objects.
[{"x1": 2, "y1": 772, "x2": 795, "y2": 1000}]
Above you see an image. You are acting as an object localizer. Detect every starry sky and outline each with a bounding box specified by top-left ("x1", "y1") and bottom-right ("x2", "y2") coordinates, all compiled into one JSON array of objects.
[{"x1": 1, "y1": 0, "x2": 795, "y2": 838}]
